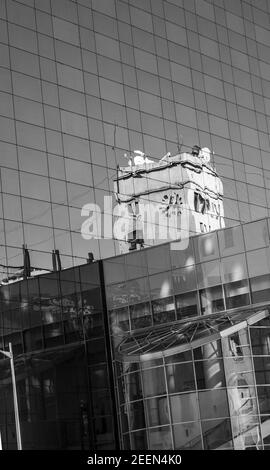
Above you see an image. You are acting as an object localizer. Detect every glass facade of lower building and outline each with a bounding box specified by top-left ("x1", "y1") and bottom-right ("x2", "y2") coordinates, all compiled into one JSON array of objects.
[
  {"x1": 1, "y1": 217, "x2": 270, "y2": 449},
  {"x1": 0, "y1": 261, "x2": 118, "y2": 449}
]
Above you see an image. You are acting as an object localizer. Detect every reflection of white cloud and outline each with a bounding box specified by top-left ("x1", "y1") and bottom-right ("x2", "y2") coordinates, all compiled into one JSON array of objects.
[
  {"x1": 204, "y1": 238, "x2": 214, "y2": 255},
  {"x1": 160, "y1": 279, "x2": 170, "y2": 297},
  {"x1": 185, "y1": 260, "x2": 195, "y2": 270}
]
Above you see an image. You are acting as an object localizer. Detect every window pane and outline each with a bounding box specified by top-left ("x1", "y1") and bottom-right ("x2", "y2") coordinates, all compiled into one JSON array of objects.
[
  {"x1": 250, "y1": 328, "x2": 270, "y2": 356},
  {"x1": 130, "y1": 302, "x2": 152, "y2": 330},
  {"x1": 142, "y1": 367, "x2": 166, "y2": 397},
  {"x1": 243, "y1": 219, "x2": 269, "y2": 251},
  {"x1": 247, "y1": 248, "x2": 270, "y2": 278},
  {"x1": 257, "y1": 386, "x2": 270, "y2": 415},
  {"x1": 224, "y1": 280, "x2": 250, "y2": 309},
  {"x1": 129, "y1": 400, "x2": 146, "y2": 431},
  {"x1": 173, "y1": 422, "x2": 202, "y2": 450},
  {"x1": 147, "y1": 244, "x2": 171, "y2": 274},
  {"x1": 199, "y1": 389, "x2": 229, "y2": 420},
  {"x1": 250, "y1": 275, "x2": 270, "y2": 304},
  {"x1": 170, "y1": 392, "x2": 199, "y2": 424},
  {"x1": 196, "y1": 261, "x2": 221, "y2": 288},
  {"x1": 164, "y1": 350, "x2": 192, "y2": 365},
  {"x1": 20, "y1": 172, "x2": 50, "y2": 200},
  {"x1": 152, "y1": 297, "x2": 175, "y2": 325},
  {"x1": 127, "y1": 277, "x2": 150, "y2": 305},
  {"x1": 175, "y1": 291, "x2": 198, "y2": 319},
  {"x1": 200, "y1": 286, "x2": 224, "y2": 315},
  {"x1": 149, "y1": 272, "x2": 173, "y2": 299},
  {"x1": 173, "y1": 266, "x2": 197, "y2": 293},
  {"x1": 130, "y1": 429, "x2": 147, "y2": 450},
  {"x1": 166, "y1": 362, "x2": 196, "y2": 393},
  {"x1": 221, "y1": 254, "x2": 247, "y2": 283},
  {"x1": 148, "y1": 426, "x2": 173, "y2": 450},
  {"x1": 125, "y1": 251, "x2": 148, "y2": 280},
  {"x1": 110, "y1": 307, "x2": 130, "y2": 335},
  {"x1": 202, "y1": 418, "x2": 233, "y2": 449},
  {"x1": 146, "y1": 396, "x2": 170, "y2": 427},
  {"x1": 195, "y1": 359, "x2": 226, "y2": 390},
  {"x1": 253, "y1": 356, "x2": 270, "y2": 385},
  {"x1": 123, "y1": 371, "x2": 143, "y2": 403}
]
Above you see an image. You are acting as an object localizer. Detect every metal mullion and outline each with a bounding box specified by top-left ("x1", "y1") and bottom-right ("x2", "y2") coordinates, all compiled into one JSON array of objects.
[
  {"x1": 247, "y1": 324, "x2": 264, "y2": 449},
  {"x1": 191, "y1": 347, "x2": 205, "y2": 450},
  {"x1": 162, "y1": 352, "x2": 175, "y2": 450}
]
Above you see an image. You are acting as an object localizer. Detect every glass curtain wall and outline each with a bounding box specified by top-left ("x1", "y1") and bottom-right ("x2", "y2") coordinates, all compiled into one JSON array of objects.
[
  {"x1": 113, "y1": 311, "x2": 270, "y2": 450},
  {"x1": 0, "y1": 261, "x2": 116, "y2": 450}
]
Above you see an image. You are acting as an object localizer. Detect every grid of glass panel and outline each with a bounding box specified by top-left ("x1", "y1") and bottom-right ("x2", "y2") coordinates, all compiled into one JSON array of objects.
[
  {"x1": 114, "y1": 315, "x2": 270, "y2": 450},
  {"x1": 0, "y1": 261, "x2": 116, "y2": 450},
  {"x1": 104, "y1": 218, "x2": 270, "y2": 339},
  {"x1": 0, "y1": 0, "x2": 270, "y2": 278}
]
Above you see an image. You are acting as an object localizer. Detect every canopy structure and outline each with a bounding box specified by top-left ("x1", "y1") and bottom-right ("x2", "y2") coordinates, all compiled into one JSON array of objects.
[{"x1": 117, "y1": 308, "x2": 270, "y2": 362}]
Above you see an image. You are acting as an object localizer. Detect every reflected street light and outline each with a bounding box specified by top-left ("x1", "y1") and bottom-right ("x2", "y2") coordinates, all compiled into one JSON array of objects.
[{"x1": 0, "y1": 343, "x2": 22, "y2": 450}]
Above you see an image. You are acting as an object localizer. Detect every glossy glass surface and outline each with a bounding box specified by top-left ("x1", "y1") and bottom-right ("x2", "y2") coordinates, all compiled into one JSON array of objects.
[{"x1": 0, "y1": 0, "x2": 269, "y2": 275}]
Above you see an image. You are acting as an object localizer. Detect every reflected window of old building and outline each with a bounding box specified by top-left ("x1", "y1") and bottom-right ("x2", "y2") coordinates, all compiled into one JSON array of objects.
[
  {"x1": 166, "y1": 362, "x2": 196, "y2": 394},
  {"x1": 175, "y1": 291, "x2": 198, "y2": 319},
  {"x1": 130, "y1": 302, "x2": 152, "y2": 330},
  {"x1": 200, "y1": 285, "x2": 224, "y2": 315},
  {"x1": 152, "y1": 296, "x2": 175, "y2": 325}
]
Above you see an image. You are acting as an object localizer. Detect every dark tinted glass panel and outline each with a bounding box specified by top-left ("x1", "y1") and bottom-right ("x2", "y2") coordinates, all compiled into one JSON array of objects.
[
  {"x1": 199, "y1": 389, "x2": 229, "y2": 420},
  {"x1": 24, "y1": 327, "x2": 43, "y2": 352},
  {"x1": 110, "y1": 307, "x2": 130, "y2": 333},
  {"x1": 257, "y1": 386, "x2": 270, "y2": 415},
  {"x1": 89, "y1": 364, "x2": 109, "y2": 390},
  {"x1": 224, "y1": 280, "x2": 250, "y2": 309},
  {"x1": 250, "y1": 328, "x2": 270, "y2": 355},
  {"x1": 193, "y1": 341, "x2": 223, "y2": 360},
  {"x1": 201, "y1": 418, "x2": 232, "y2": 450},
  {"x1": 123, "y1": 371, "x2": 143, "y2": 402},
  {"x1": 130, "y1": 302, "x2": 152, "y2": 330},
  {"x1": 142, "y1": 367, "x2": 166, "y2": 398},
  {"x1": 195, "y1": 359, "x2": 226, "y2": 390},
  {"x1": 140, "y1": 358, "x2": 163, "y2": 369},
  {"x1": 250, "y1": 275, "x2": 270, "y2": 304},
  {"x1": 129, "y1": 400, "x2": 146, "y2": 431},
  {"x1": 81, "y1": 288, "x2": 104, "y2": 338},
  {"x1": 173, "y1": 422, "x2": 202, "y2": 450},
  {"x1": 146, "y1": 396, "x2": 170, "y2": 427},
  {"x1": 130, "y1": 429, "x2": 147, "y2": 450},
  {"x1": 4, "y1": 332, "x2": 22, "y2": 355},
  {"x1": 200, "y1": 286, "x2": 224, "y2": 315},
  {"x1": 93, "y1": 416, "x2": 114, "y2": 444},
  {"x1": 152, "y1": 296, "x2": 175, "y2": 324},
  {"x1": 166, "y1": 362, "x2": 196, "y2": 393},
  {"x1": 253, "y1": 357, "x2": 270, "y2": 385},
  {"x1": 170, "y1": 392, "x2": 199, "y2": 424},
  {"x1": 86, "y1": 338, "x2": 107, "y2": 365},
  {"x1": 148, "y1": 426, "x2": 173, "y2": 450},
  {"x1": 44, "y1": 322, "x2": 64, "y2": 348},
  {"x1": 175, "y1": 291, "x2": 198, "y2": 319},
  {"x1": 165, "y1": 350, "x2": 192, "y2": 364}
]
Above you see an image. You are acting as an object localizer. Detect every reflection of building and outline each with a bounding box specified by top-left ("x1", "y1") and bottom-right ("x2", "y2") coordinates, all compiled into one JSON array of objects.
[
  {"x1": 1, "y1": 0, "x2": 270, "y2": 291},
  {"x1": 1, "y1": 217, "x2": 270, "y2": 449},
  {"x1": 114, "y1": 147, "x2": 224, "y2": 251}
]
